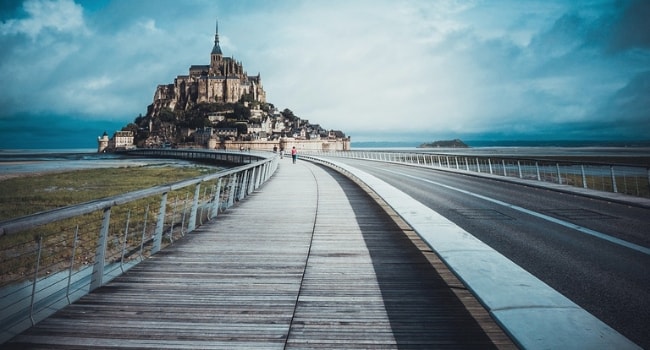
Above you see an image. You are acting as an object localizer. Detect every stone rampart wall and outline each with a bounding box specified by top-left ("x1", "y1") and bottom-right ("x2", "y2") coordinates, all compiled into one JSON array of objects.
[{"x1": 207, "y1": 139, "x2": 350, "y2": 151}]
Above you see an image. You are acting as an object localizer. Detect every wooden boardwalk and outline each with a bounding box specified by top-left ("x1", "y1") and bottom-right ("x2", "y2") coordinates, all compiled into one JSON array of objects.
[{"x1": 4, "y1": 159, "x2": 516, "y2": 349}]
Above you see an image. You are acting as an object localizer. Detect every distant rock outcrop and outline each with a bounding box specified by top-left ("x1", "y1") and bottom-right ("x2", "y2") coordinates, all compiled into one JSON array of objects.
[{"x1": 418, "y1": 139, "x2": 468, "y2": 148}]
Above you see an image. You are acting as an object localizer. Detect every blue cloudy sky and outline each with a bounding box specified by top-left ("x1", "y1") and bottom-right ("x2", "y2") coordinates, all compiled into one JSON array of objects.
[{"x1": 0, "y1": 0, "x2": 649, "y2": 148}]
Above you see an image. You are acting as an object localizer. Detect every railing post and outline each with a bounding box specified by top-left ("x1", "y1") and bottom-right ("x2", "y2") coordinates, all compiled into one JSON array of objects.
[
  {"x1": 211, "y1": 178, "x2": 222, "y2": 219},
  {"x1": 139, "y1": 204, "x2": 149, "y2": 258},
  {"x1": 476, "y1": 158, "x2": 481, "y2": 173},
  {"x1": 188, "y1": 184, "x2": 201, "y2": 232},
  {"x1": 610, "y1": 166, "x2": 618, "y2": 193},
  {"x1": 228, "y1": 174, "x2": 237, "y2": 208},
  {"x1": 248, "y1": 167, "x2": 254, "y2": 193},
  {"x1": 517, "y1": 161, "x2": 523, "y2": 178},
  {"x1": 91, "y1": 207, "x2": 111, "y2": 291},
  {"x1": 199, "y1": 186, "x2": 208, "y2": 226},
  {"x1": 66, "y1": 225, "x2": 79, "y2": 303},
  {"x1": 488, "y1": 159, "x2": 493, "y2": 174},
  {"x1": 239, "y1": 170, "x2": 249, "y2": 200},
  {"x1": 30, "y1": 235, "x2": 43, "y2": 325},
  {"x1": 246, "y1": 168, "x2": 254, "y2": 195},
  {"x1": 120, "y1": 210, "x2": 131, "y2": 272},
  {"x1": 170, "y1": 196, "x2": 179, "y2": 237},
  {"x1": 502, "y1": 160, "x2": 507, "y2": 176},
  {"x1": 556, "y1": 163, "x2": 563, "y2": 184},
  {"x1": 253, "y1": 165, "x2": 261, "y2": 190},
  {"x1": 152, "y1": 192, "x2": 168, "y2": 254},
  {"x1": 246, "y1": 168, "x2": 257, "y2": 195},
  {"x1": 181, "y1": 193, "x2": 190, "y2": 235},
  {"x1": 536, "y1": 162, "x2": 541, "y2": 181},
  {"x1": 260, "y1": 163, "x2": 268, "y2": 184},
  {"x1": 581, "y1": 165, "x2": 588, "y2": 188}
]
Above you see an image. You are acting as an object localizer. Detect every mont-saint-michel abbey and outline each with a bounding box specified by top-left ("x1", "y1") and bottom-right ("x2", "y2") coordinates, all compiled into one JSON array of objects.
[
  {"x1": 99, "y1": 20, "x2": 350, "y2": 153},
  {"x1": 168, "y1": 21, "x2": 266, "y2": 107}
]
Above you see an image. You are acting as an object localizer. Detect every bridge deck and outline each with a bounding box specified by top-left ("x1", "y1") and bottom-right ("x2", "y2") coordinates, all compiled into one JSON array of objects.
[{"x1": 5, "y1": 159, "x2": 515, "y2": 349}]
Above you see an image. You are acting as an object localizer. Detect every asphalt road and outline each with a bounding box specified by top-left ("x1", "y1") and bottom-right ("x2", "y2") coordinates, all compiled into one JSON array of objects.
[{"x1": 336, "y1": 158, "x2": 650, "y2": 349}]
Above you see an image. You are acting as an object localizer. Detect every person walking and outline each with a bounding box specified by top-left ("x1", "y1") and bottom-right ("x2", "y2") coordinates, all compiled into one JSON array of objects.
[{"x1": 291, "y1": 146, "x2": 297, "y2": 164}]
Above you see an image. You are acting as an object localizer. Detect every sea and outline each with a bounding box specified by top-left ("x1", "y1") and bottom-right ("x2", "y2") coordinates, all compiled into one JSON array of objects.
[
  {"x1": 0, "y1": 148, "x2": 224, "y2": 180},
  {"x1": 1, "y1": 141, "x2": 649, "y2": 179}
]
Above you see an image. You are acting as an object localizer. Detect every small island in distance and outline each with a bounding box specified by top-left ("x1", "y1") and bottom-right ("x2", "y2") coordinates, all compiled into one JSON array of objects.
[{"x1": 418, "y1": 139, "x2": 469, "y2": 148}]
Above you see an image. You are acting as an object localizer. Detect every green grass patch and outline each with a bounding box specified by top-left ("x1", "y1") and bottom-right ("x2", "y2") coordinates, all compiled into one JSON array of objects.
[
  {"x1": 0, "y1": 166, "x2": 219, "y2": 286},
  {"x1": 0, "y1": 166, "x2": 214, "y2": 221}
]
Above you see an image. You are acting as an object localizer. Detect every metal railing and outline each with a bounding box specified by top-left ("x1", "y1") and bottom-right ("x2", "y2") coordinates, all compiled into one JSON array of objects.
[
  {"x1": 305, "y1": 150, "x2": 650, "y2": 198},
  {"x1": 0, "y1": 150, "x2": 278, "y2": 343}
]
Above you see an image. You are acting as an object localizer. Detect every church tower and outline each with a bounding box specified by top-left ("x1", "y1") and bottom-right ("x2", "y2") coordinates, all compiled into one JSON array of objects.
[
  {"x1": 97, "y1": 131, "x2": 109, "y2": 153},
  {"x1": 210, "y1": 19, "x2": 223, "y2": 71}
]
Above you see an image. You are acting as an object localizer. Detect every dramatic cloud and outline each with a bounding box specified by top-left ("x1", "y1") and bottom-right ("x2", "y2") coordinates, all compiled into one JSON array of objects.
[
  {"x1": 0, "y1": 0, "x2": 87, "y2": 38},
  {"x1": 0, "y1": 0, "x2": 648, "y2": 148}
]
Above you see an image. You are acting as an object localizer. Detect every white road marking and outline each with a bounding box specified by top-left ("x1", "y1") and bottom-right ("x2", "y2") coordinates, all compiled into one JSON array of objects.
[{"x1": 381, "y1": 168, "x2": 650, "y2": 256}]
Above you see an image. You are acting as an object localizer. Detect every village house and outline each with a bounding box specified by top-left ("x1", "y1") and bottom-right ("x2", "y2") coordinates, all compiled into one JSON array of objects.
[
  {"x1": 98, "y1": 130, "x2": 134, "y2": 152},
  {"x1": 194, "y1": 127, "x2": 214, "y2": 146}
]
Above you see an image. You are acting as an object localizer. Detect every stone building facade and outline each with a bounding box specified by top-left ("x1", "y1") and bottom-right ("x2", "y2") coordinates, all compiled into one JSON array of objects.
[
  {"x1": 98, "y1": 131, "x2": 134, "y2": 152},
  {"x1": 154, "y1": 20, "x2": 266, "y2": 111}
]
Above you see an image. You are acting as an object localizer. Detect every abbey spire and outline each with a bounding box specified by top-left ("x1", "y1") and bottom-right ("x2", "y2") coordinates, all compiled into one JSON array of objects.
[
  {"x1": 180, "y1": 19, "x2": 265, "y2": 104},
  {"x1": 210, "y1": 19, "x2": 224, "y2": 73},
  {"x1": 211, "y1": 19, "x2": 223, "y2": 56}
]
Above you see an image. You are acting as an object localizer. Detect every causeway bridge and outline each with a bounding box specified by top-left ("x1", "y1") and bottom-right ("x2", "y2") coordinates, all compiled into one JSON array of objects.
[{"x1": 1, "y1": 149, "x2": 645, "y2": 349}]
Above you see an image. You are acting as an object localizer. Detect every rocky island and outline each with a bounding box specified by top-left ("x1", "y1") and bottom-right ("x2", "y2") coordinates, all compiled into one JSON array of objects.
[
  {"x1": 418, "y1": 139, "x2": 469, "y2": 148},
  {"x1": 100, "y1": 19, "x2": 349, "y2": 153}
]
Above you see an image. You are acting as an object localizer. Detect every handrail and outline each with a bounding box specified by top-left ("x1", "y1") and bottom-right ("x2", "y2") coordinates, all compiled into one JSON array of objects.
[
  {"x1": 0, "y1": 152, "x2": 272, "y2": 237},
  {"x1": 304, "y1": 150, "x2": 650, "y2": 198},
  {"x1": 0, "y1": 150, "x2": 279, "y2": 343}
]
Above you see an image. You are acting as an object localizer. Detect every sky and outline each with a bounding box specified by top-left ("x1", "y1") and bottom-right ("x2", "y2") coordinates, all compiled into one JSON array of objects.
[{"x1": 0, "y1": 0, "x2": 649, "y2": 148}]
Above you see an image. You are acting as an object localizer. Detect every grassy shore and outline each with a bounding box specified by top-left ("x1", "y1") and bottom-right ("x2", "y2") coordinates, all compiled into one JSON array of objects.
[{"x1": 0, "y1": 165, "x2": 215, "y2": 222}]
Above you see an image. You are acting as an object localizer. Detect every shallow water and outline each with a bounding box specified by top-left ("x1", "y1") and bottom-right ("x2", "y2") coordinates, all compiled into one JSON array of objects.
[{"x1": 0, "y1": 149, "x2": 224, "y2": 179}]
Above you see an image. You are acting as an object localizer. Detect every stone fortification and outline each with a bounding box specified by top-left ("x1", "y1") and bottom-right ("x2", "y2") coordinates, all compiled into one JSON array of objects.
[{"x1": 211, "y1": 139, "x2": 350, "y2": 152}]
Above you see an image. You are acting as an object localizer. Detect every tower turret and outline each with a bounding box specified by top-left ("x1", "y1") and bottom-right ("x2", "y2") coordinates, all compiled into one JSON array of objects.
[
  {"x1": 211, "y1": 19, "x2": 223, "y2": 70},
  {"x1": 97, "y1": 131, "x2": 109, "y2": 153}
]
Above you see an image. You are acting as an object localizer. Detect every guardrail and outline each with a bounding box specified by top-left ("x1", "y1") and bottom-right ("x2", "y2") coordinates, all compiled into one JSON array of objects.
[
  {"x1": 0, "y1": 150, "x2": 278, "y2": 343},
  {"x1": 122, "y1": 148, "x2": 263, "y2": 165},
  {"x1": 305, "y1": 150, "x2": 650, "y2": 198}
]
